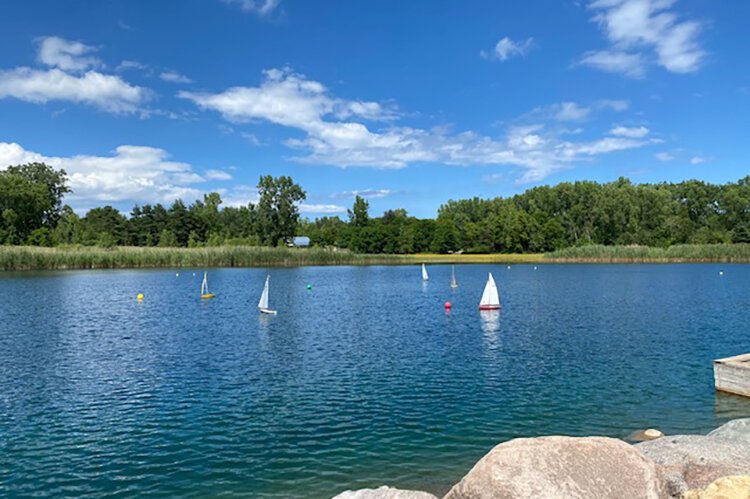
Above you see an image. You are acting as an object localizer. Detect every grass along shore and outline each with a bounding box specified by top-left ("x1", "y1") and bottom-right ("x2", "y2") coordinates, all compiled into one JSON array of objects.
[
  {"x1": 546, "y1": 243, "x2": 750, "y2": 262},
  {"x1": 0, "y1": 244, "x2": 749, "y2": 270}
]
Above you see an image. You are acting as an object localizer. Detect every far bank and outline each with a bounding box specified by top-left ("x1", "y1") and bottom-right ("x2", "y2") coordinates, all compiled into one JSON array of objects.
[{"x1": 2, "y1": 243, "x2": 750, "y2": 271}]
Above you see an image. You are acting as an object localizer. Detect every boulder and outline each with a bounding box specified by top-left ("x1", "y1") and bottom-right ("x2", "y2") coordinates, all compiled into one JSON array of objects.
[
  {"x1": 444, "y1": 436, "x2": 665, "y2": 499},
  {"x1": 637, "y1": 434, "x2": 750, "y2": 496},
  {"x1": 683, "y1": 475, "x2": 750, "y2": 499},
  {"x1": 332, "y1": 486, "x2": 437, "y2": 499},
  {"x1": 709, "y1": 419, "x2": 750, "y2": 445},
  {"x1": 628, "y1": 429, "x2": 665, "y2": 443}
]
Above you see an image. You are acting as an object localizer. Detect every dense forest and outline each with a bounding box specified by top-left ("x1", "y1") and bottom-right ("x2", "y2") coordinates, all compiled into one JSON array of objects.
[{"x1": 2, "y1": 162, "x2": 750, "y2": 254}]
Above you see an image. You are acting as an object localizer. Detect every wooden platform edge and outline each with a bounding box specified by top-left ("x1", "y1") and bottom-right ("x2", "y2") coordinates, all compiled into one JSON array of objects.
[{"x1": 714, "y1": 354, "x2": 750, "y2": 398}]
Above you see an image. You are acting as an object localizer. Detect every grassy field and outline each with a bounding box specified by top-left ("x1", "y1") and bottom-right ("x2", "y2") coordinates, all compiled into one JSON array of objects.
[
  {"x1": 546, "y1": 244, "x2": 750, "y2": 262},
  {"x1": 401, "y1": 253, "x2": 544, "y2": 264},
  {"x1": 1, "y1": 244, "x2": 749, "y2": 270}
]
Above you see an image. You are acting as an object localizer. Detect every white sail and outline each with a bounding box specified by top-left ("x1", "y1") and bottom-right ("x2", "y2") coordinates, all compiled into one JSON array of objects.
[
  {"x1": 479, "y1": 272, "x2": 500, "y2": 309},
  {"x1": 258, "y1": 275, "x2": 270, "y2": 310},
  {"x1": 422, "y1": 263, "x2": 429, "y2": 281},
  {"x1": 201, "y1": 272, "x2": 209, "y2": 295},
  {"x1": 450, "y1": 265, "x2": 458, "y2": 288}
]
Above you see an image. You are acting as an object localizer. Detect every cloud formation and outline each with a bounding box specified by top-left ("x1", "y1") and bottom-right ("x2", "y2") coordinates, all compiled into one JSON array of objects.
[
  {"x1": 299, "y1": 204, "x2": 346, "y2": 214},
  {"x1": 333, "y1": 189, "x2": 393, "y2": 199},
  {"x1": 159, "y1": 71, "x2": 192, "y2": 84},
  {"x1": 37, "y1": 36, "x2": 101, "y2": 71},
  {"x1": 655, "y1": 152, "x2": 674, "y2": 161},
  {"x1": 0, "y1": 37, "x2": 149, "y2": 114},
  {"x1": 181, "y1": 68, "x2": 658, "y2": 182},
  {"x1": 0, "y1": 142, "x2": 205, "y2": 206},
  {"x1": 580, "y1": 0, "x2": 705, "y2": 77},
  {"x1": 481, "y1": 37, "x2": 535, "y2": 61},
  {"x1": 221, "y1": 0, "x2": 280, "y2": 16}
]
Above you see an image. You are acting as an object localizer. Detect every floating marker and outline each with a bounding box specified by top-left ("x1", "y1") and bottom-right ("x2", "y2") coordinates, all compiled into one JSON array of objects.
[
  {"x1": 507, "y1": 265, "x2": 511, "y2": 269},
  {"x1": 534, "y1": 266, "x2": 538, "y2": 270},
  {"x1": 176, "y1": 273, "x2": 180, "y2": 277},
  {"x1": 444, "y1": 301, "x2": 452, "y2": 310},
  {"x1": 307, "y1": 284, "x2": 312, "y2": 290},
  {"x1": 137, "y1": 293, "x2": 144, "y2": 301},
  {"x1": 720, "y1": 271, "x2": 724, "y2": 276}
]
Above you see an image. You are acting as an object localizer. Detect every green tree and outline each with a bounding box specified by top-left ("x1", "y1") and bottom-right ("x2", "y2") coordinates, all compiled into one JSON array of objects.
[{"x1": 256, "y1": 175, "x2": 306, "y2": 245}]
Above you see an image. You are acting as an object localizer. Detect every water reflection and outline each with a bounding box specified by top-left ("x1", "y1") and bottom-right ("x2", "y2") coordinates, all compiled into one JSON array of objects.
[
  {"x1": 715, "y1": 391, "x2": 750, "y2": 422},
  {"x1": 479, "y1": 309, "x2": 501, "y2": 344}
]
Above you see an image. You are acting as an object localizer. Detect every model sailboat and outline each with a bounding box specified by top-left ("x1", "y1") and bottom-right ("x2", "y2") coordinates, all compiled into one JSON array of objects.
[
  {"x1": 450, "y1": 265, "x2": 458, "y2": 288},
  {"x1": 258, "y1": 275, "x2": 277, "y2": 315},
  {"x1": 479, "y1": 272, "x2": 500, "y2": 310},
  {"x1": 200, "y1": 271, "x2": 216, "y2": 299},
  {"x1": 422, "y1": 263, "x2": 429, "y2": 281}
]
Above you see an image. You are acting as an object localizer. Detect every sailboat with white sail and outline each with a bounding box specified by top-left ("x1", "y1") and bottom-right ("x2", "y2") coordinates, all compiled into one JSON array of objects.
[
  {"x1": 258, "y1": 275, "x2": 277, "y2": 315},
  {"x1": 422, "y1": 263, "x2": 429, "y2": 281},
  {"x1": 479, "y1": 272, "x2": 501, "y2": 310},
  {"x1": 200, "y1": 271, "x2": 216, "y2": 299},
  {"x1": 450, "y1": 265, "x2": 458, "y2": 289}
]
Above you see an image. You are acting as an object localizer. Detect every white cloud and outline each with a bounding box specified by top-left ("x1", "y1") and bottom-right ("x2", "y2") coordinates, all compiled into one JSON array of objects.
[
  {"x1": 0, "y1": 37, "x2": 150, "y2": 114},
  {"x1": 0, "y1": 68, "x2": 150, "y2": 113},
  {"x1": 182, "y1": 68, "x2": 658, "y2": 183},
  {"x1": 205, "y1": 169, "x2": 232, "y2": 180},
  {"x1": 597, "y1": 99, "x2": 630, "y2": 111},
  {"x1": 299, "y1": 203, "x2": 346, "y2": 214},
  {"x1": 218, "y1": 184, "x2": 258, "y2": 207},
  {"x1": 690, "y1": 156, "x2": 706, "y2": 164},
  {"x1": 655, "y1": 152, "x2": 674, "y2": 161},
  {"x1": 333, "y1": 189, "x2": 393, "y2": 199},
  {"x1": 222, "y1": 0, "x2": 281, "y2": 16},
  {"x1": 116, "y1": 60, "x2": 149, "y2": 72},
  {"x1": 554, "y1": 102, "x2": 590, "y2": 121},
  {"x1": 581, "y1": 0, "x2": 705, "y2": 77},
  {"x1": 0, "y1": 142, "x2": 204, "y2": 206},
  {"x1": 37, "y1": 36, "x2": 100, "y2": 71},
  {"x1": 579, "y1": 49, "x2": 645, "y2": 78},
  {"x1": 159, "y1": 71, "x2": 192, "y2": 84},
  {"x1": 609, "y1": 125, "x2": 649, "y2": 138},
  {"x1": 481, "y1": 37, "x2": 534, "y2": 61}
]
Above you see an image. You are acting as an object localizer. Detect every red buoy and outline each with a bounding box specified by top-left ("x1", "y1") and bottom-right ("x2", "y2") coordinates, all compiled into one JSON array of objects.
[{"x1": 444, "y1": 301, "x2": 452, "y2": 309}]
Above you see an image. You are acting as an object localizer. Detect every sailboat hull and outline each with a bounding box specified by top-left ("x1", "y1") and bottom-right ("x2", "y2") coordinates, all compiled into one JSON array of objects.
[
  {"x1": 201, "y1": 293, "x2": 216, "y2": 299},
  {"x1": 259, "y1": 308, "x2": 277, "y2": 315},
  {"x1": 479, "y1": 304, "x2": 500, "y2": 310}
]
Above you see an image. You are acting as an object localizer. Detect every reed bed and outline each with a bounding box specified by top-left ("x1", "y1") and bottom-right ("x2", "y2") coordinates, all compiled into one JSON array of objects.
[
  {"x1": 0, "y1": 246, "x2": 404, "y2": 270},
  {"x1": 546, "y1": 244, "x2": 750, "y2": 262}
]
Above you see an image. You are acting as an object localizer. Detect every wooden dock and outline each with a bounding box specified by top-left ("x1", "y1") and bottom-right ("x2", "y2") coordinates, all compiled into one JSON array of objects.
[{"x1": 714, "y1": 354, "x2": 750, "y2": 398}]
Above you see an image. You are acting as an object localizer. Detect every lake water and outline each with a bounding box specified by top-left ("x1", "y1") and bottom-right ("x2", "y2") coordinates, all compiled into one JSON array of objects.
[{"x1": 2, "y1": 264, "x2": 750, "y2": 497}]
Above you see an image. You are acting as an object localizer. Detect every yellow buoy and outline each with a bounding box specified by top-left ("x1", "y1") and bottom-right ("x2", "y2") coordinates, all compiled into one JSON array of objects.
[{"x1": 137, "y1": 293, "x2": 144, "y2": 301}]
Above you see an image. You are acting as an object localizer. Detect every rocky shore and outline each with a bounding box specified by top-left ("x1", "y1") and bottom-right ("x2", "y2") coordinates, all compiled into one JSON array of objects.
[{"x1": 333, "y1": 419, "x2": 750, "y2": 499}]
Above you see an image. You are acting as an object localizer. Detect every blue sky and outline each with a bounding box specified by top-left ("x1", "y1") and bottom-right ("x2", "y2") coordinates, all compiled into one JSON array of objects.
[{"x1": 0, "y1": 0, "x2": 748, "y2": 217}]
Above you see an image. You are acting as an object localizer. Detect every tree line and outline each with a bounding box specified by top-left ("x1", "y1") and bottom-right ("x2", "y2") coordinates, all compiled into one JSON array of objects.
[{"x1": 2, "y1": 162, "x2": 750, "y2": 253}]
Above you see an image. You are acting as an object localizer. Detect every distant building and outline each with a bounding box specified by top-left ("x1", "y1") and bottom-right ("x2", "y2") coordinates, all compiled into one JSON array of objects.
[{"x1": 288, "y1": 236, "x2": 310, "y2": 247}]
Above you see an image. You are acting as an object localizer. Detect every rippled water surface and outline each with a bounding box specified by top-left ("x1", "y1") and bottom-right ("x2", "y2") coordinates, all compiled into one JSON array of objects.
[{"x1": 2, "y1": 264, "x2": 750, "y2": 497}]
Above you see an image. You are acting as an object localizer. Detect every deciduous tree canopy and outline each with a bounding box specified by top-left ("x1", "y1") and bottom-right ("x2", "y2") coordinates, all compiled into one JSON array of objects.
[{"x1": 3, "y1": 163, "x2": 750, "y2": 253}]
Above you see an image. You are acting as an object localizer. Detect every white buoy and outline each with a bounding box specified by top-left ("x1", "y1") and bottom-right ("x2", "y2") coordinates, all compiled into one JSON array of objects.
[
  {"x1": 176, "y1": 273, "x2": 180, "y2": 277},
  {"x1": 720, "y1": 271, "x2": 724, "y2": 276},
  {"x1": 507, "y1": 265, "x2": 511, "y2": 269},
  {"x1": 534, "y1": 266, "x2": 537, "y2": 270}
]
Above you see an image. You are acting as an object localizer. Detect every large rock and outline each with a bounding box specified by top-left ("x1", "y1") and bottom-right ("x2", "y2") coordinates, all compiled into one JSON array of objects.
[
  {"x1": 444, "y1": 436, "x2": 665, "y2": 499},
  {"x1": 709, "y1": 418, "x2": 750, "y2": 445},
  {"x1": 637, "y1": 434, "x2": 750, "y2": 496},
  {"x1": 332, "y1": 486, "x2": 437, "y2": 499},
  {"x1": 684, "y1": 475, "x2": 750, "y2": 499}
]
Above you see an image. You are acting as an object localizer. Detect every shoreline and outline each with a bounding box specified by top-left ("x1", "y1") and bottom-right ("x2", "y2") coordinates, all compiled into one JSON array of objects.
[{"x1": 1, "y1": 245, "x2": 750, "y2": 271}]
